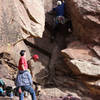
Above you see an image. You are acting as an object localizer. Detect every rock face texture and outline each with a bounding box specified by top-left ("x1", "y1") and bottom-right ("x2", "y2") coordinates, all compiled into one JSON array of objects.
[
  {"x1": 0, "y1": 0, "x2": 45, "y2": 63},
  {"x1": 62, "y1": 41, "x2": 100, "y2": 77},
  {"x1": 62, "y1": 40, "x2": 100, "y2": 96},
  {"x1": 66, "y1": 0, "x2": 100, "y2": 43},
  {"x1": 0, "y1": 0, "x2": 45, "y2": 46},
  {"x1": 14, "y1": 0, "x2": 45, "y2": 38},
  {"x1": 60, "y1": 0, "x2": 100, "y2": 96},
  {"x1": 0, "y1": 0, "x2": 20, "y2": 46}
]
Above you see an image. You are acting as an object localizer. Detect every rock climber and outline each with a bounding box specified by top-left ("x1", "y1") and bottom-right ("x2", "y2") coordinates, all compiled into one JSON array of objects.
[
  {"x1": 50, "y1": 0, "x2": 65, "y2": 42},
  {"x1": 50, "y1": 0, "x2": 72, "y2": 42}
]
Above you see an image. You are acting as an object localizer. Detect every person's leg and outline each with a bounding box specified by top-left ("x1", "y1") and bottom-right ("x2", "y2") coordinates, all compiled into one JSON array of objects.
[
  {"x1": 19, "y1": 92, "x2": 24, "y2": 100},
  {"x1": 24, "y1": 86, "x2": 36, "y2": 100},
  {"x1": 50, "y1": 16, "x2": 60, "y2": 43},
  {"x1": 29, "y1": 87, "x2": 36, "y2": 100},
  {"x1": 50, "y1": 23, "x2": 60, "y2": 43}
]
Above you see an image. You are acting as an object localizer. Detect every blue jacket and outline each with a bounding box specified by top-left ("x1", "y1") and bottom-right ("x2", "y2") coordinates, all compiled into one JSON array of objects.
[
  {"x1": 53, "y1": 3, "x2": 65, "y2": 16},
  {"x1": 15, "y1": 70, "x2": 32, "y2": 87}
]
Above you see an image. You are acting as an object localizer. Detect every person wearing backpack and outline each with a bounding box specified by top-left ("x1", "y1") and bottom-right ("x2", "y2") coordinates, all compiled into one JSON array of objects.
[{"x1": 15, "y1": 70, "x2": 36, "y2": 100}]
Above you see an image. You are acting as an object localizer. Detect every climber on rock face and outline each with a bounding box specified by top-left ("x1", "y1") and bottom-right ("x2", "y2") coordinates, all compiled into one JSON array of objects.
[
  {"x1": 53, "y1": 1, "x2": 65, "y2": 17},
  {"x1": 50, "y1": 0, "x2": 72, "y2": 43},
  {"x1": 50, "y1": 0, "x2": 65, "y2": 42}
]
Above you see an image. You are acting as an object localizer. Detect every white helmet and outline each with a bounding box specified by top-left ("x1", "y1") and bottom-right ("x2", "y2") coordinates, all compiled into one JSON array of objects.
[{"x1": 57, "y1": 1, "x2": 62, "y2": 6}]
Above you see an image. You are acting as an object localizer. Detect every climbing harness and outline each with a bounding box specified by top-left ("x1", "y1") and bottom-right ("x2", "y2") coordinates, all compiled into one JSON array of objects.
[{"x1": 55, "y1": 16, "x2": 66, "y2": 24}]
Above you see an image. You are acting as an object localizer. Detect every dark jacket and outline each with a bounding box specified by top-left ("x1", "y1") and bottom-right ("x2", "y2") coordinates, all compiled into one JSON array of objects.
[
  {"x1": 15, "y1": 70, "x2": 32, "y2": 87},
  {"x1": 53, "y1": 3, "x2": 65, "y2": 16}
]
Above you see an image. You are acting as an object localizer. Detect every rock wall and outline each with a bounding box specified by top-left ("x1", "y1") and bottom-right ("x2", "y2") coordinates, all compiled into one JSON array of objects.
[
  {"x1": 0, "y1": 0, "x2": 45, "y2": 63},
  {"x1": 63, "y1": 1, "x2": 100, "y2": 96},
  {"x1": 62, "y1": 40, "x2": 100, "y2": 96},
  {"x1": 0, "y1": 0, "x2": 45, "y2": 46},
  {"x1": 0, "y1": 0, "x2": 21, "y2": 46},
  {"x1": 66, "y1": 0, "x2": 100, "y2": 43}
]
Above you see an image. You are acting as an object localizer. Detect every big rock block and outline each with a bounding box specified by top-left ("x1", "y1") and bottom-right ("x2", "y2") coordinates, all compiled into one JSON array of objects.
[{"x1": 66, "y1": 0, "x2": 100, "y2": 43}]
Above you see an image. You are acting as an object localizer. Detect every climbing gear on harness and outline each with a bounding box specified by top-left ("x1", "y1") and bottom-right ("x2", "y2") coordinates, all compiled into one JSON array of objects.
[{"x1": 55, "y1": 16, "x2": 65, "y2": 24}]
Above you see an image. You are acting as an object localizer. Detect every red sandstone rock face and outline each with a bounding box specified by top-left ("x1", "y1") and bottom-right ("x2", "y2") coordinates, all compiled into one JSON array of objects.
[
  {"x1": 0, "y1": 0, "x2": 21, "y2": 46},
  {"x1": 0, "y1": 0, "x2": 45, "y2": 63},
  {"x1": 0, "y1": 0, "x2": 45, "y2": 47},
  {"x1": 44, "y1": 0, "x2": 53, "y2": 12},
  {"x1": 62, "y1": 41, "x2": 100, "y2": 76},
  {"x1": 66, "y1": 0, "x2": 100, "y2": 43},
  {"x1": 62, "y1": 40, "x2": 100, "y2": 95}
]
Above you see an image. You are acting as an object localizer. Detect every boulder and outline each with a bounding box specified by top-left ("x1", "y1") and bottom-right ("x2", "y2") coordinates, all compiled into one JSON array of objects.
[
  {"x1": 38, "y1": 87, "x2": 82, "y2": 100},
  {"x1": 38, "y1": 88, "x2": 68, "y2": 100},
  {"x1": 62, "y1": 41, "x2": 100, "y2": 77},
  {"x1": 70, "y1": 60, "x2": 100, "y2": 76},
  {"x1": 66, "y1": 0, "x2": 100, "y2": 43},
  {"x1": 42, "y1": 88, "x2": 67, "y2": 97}
]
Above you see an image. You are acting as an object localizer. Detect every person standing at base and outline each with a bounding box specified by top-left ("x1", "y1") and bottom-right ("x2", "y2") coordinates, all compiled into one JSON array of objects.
[
  {"x1": 15, "y1": 70, "x2": 36, "y2": 100},
  {"x1": 18, "y1": 50, "x2": 28, "y2": 71}
]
